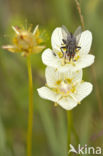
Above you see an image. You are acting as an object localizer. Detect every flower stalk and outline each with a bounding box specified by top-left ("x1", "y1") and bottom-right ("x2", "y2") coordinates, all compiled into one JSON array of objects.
[
  {"x1": 27, "y1": 55, "x2": 33, "y2": 156},
  {"x1": 2, "y1": 24, "x2": 45, "y2": 156},
  {"x1": 38, "y1": 24, "x2": 94, "y2": 156},
  {"x1": 67, "y1": 111, "x2": 72, "y2": 156}
]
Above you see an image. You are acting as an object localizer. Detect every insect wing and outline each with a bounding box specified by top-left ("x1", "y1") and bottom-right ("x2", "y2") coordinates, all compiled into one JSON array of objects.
[
  {"x1": 74, "y1": 26, "x2": 82, "y2": 36},
  {"x1": 74, "y1": 26, "x2": 82, "y2": 44},
  {"x1": 61, "y1": 25, "x2": 71, "y2": 41}
]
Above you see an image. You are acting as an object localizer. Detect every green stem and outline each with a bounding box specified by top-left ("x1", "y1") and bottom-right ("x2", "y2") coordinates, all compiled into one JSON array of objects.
[
  {"x1": 67, "y1": 111, "x2": 72, "y2": 156},
  {"x1": 27, "y1": 56, "x2": 33, "y2": 156},
  {"x1": 72, "y1": 122, "x2": 80, "y2": 145},
  {"x1": 67, "y1": 112, "x2": 81, "y2": 156}
]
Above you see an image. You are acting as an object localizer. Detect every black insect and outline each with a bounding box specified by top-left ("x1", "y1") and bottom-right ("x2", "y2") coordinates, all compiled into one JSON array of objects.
[{"x1": 61, "y1": 25, "x2": 82, "y2": 62}]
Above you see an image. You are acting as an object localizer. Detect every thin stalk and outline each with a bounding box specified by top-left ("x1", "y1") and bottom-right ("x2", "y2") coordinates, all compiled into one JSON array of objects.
[
  {"x1": 67, "y1": 111, "x2": 72, "y2": 156},
  {"x1": 27, "y1": 55, "x2": 33, "y2": 156},
  {"x1": 75, "y1": 0, "x2": 85, "y2": 30},
  {"x1": 75, "y1": 0, "x2": 103, "y2": 119},
  {"x1": 72, "y1": 124, "x2": 79, "y2": 145}
]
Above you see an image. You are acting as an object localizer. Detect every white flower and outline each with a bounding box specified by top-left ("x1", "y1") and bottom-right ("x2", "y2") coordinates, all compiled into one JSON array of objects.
[
  {"x1": 37, "y1": 67, "x2": 93, "y2": 110},
  {"x1": 42, "y1": 27, "x2": 95, "y2": 72}
]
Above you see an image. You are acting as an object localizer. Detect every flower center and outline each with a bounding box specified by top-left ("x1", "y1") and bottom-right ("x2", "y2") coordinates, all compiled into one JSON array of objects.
[
  {"x1": 13, "y1": 28, "x2": 43, "y2": 55},
  {"x1": 13, "y1": 31, "x2": 36, "y2": 52},
  {"x1": 55, "y1": 79, "x2": 75, "y2": 96},
  {"x1": 56, "y1": 49, "x2": 80, "y2": 66}
]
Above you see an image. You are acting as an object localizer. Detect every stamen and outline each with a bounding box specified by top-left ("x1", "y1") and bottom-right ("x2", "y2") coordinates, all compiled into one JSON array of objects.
[
  {"x1": 54, "y1": 102, "x2": 58, "y2": 107},
  {"x1": 12, "y1": 26, "x2": 20, "y2": 35}
]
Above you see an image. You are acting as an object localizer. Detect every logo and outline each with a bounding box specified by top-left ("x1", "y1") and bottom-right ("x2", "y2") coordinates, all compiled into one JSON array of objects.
[{"x1": 68, "y1": 144, "x2": 102, "y2": 155}]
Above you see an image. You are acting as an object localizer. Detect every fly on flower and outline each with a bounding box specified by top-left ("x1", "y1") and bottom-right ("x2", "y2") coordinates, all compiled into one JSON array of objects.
[
  {"x1": 61, "y1": 25, "x2": 81, "y2": 62},
  {"x1": 42, "y1": 26, "x2": 95, "y2": 72},
  {"x1": 2, "y1": 25, "x2": 45, "y2": 56}
]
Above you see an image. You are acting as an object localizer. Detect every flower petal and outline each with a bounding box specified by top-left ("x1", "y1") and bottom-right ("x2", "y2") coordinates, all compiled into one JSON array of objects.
[
  {"x1": 2, "y1": 45, "x2": 18, "y2": 53},
  {"x1": 37, "y1": 87, "x2": 61, "y2": 102},
  {"x1": 54, "y1": 54, "x2": 95, "y2": 72},
  {"x1": 42, "y1": 49, "x2": 95, "y2": 72},
  {"x1": 45, "y1": 67, "x2": 59, "y2": 87},
  {"x1": 59, "y1": 54, "x2": 95, "y2": 72},
  {"x1": 33, "y1": 25, "x2": 39, "y2": 35},
  {"x1": 51, "y1": 27, "x2": 64, "y2": 52},
  {"x1": 12, "y1": 26, "x2": 20, "y2": 34},
  {"x1": 66, "y1": 70, "x2": 83, "y2": 84},
  {"x1": 78, "y1": 30, "x2": 92, "y2": 55},
  {"x1": 42, "y1": 48, "x2": 61, "y2": 68},
  {"x1": 45, "y1": 66, "x2": 83, "y2": 87},
  {"x1": 75, "y1": 54, "x2": 95, "y2": 70},
  {"x1": 75, "y1": 82, "x2": 93, "y2": 102},
  {"x1": 58, "y1": 97, "x2": 77, "y2": 110}
]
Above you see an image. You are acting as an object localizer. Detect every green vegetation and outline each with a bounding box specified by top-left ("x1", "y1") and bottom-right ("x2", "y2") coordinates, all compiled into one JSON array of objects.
[{"x1": 0, "y1": 0, "x2": 103, "y2": 155}]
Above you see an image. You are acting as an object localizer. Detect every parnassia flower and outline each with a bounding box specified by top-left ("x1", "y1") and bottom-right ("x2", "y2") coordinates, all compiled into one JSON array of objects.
[
  {"x1": 37, "y1": 67, "x2": 93, "y2": 110},
  {"x1": 2, "y1": 25, "x2": 45, "y2": 56},
  {"x1": 42, "y1": 26, "x2": 95, "y2": 72}
]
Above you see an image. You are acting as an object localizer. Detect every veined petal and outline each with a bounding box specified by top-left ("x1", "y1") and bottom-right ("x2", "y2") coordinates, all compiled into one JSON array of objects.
[
  {"x1": 42, "y1": 48, "x2": 75, "y2": 72},
  {"x1": 75, "y1": 82, "x2": 93, "y2": 102},
  {"x1": 45, "y1": 67, "x2": 59, "y2": 87},
  {"x1": 66, "y1": 70, "x2": 83, "y2": 84},
  {"x1": 37, "y1": 87, "x2": 61, "y2": 102},
  {"x1": 46, "y1": 66, "x2": 82, "y2": 87},
  {"x1": 59, "y1": 54, "x2": 95, "y2": 72},
  {"x1": 58, "y1": 96, "x2": 77, "y2": 110},
  {"x1": 42, "y1": 49, "x2": 95, "y2": 72},
  {"x1": 75, "y1": 54, "x2": 95, "y2": 70},
  {"x1": 55, "y1": 55, "x2": 94, "y2": 72},
  {"x1": 78, "y1": 30, "x2": 92, "y2": 55},
  {"x1": 42, "y1": 48, "x2": 61, "y2": 68},
  {"x1": 51, "y1": 27, "x2": 63, "y2": 52}
]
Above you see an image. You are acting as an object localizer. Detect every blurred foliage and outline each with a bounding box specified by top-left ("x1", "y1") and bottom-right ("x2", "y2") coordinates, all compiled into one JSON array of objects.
[{"x1": 0, "y1": 0, "x2": 103, "y2": 156}]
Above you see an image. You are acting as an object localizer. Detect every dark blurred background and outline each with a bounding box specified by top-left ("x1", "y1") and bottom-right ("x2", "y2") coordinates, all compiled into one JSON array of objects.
[{"x1": 0, "y1": 0, "x2": 103, "y2": 155}]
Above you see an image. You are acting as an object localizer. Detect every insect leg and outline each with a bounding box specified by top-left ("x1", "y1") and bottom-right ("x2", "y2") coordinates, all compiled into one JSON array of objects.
[
  {"x1": 60, "y1": 47, "x2": 66, "y2": 58},
  {"x1": 62, "y1": 39, "x2": 67, "y2": 44},
  {"x1": 64, "y1": 51, "x2": 67, "y2": 64},
  {"x1": 68, "y1": 47, "x2": 71, "y2": 61},
  {"x1": 76, "y1": 46, "x2": 81, "y2": 50},
  {"x1": 72, "y1": 47, "x2": 75, "y2": 61},
  {"x1": 61, "y1": 46, "x2": 66, "y2": 49}
]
